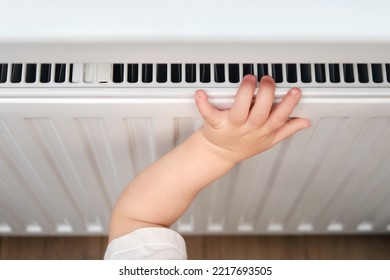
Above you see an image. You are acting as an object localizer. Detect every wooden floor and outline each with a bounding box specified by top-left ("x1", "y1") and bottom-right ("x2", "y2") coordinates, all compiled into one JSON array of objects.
[{"x1": 1, "y1": 235, "x2": 390, "y2": 259}]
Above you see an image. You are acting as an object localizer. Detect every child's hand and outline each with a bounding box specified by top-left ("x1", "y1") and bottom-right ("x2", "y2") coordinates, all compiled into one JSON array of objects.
[{"x1": 195, "y1": 75, "x2": 311, "y2": 165}]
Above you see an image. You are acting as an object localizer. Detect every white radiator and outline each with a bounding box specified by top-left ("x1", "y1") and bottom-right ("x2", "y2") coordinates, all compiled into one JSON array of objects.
[{"x1": 1, "y1": 0, "x2": 390, "y2": 235}]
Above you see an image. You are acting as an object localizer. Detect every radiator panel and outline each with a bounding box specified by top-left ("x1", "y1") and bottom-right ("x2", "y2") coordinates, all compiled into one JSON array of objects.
[{"x1": 0, "y1": 93, "x2": 390, "y2": 235}]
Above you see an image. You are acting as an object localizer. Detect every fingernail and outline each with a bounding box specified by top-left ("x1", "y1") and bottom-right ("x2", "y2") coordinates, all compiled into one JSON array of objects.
[
  {"x1": 195, "y1": 91, "x2": 204, "y2": 100},
  {"x1": 261, "y1": 75, "x2": 274, "y2": 83},
  {"x1": 290, "y1": 88, "x2": 300, "y2": 96},
  {"x1": 243, "y1": 74, "x2": 256, "y2": 81}
]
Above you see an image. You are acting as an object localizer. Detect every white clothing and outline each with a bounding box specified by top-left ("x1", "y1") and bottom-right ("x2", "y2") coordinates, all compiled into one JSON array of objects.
[{"x1": 104, "y1": 227, "x2": 187, "y2": 260}]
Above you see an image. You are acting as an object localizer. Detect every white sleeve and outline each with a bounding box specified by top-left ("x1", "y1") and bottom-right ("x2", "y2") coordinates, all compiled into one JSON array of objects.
[{"x1": 104, "y1": 227, "x2": 187, "y2": 260}]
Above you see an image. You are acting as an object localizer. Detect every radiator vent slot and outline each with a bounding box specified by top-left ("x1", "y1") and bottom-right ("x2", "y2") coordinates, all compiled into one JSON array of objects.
[
  {"x1": 40, "y1": 64, "x2": 51, "y2": 83},
  {"x1": 1, "y1": 63, "x2": 390, "y2": 88},
  {"x1": 185, "y1": 64, "x2": 196, "y2": 83},
  {"x1": 25, "y1": 64, "x2": 37, "y2": 83},
  {"x1": 200, "y1": 64, "x2": 211, "y2": 83},
  {"x1": 11, "y1": 64, "x2": 22, "y2": 83},
  {"x1": 127, "y1": 64, "x2": 139, "y2": 83}
]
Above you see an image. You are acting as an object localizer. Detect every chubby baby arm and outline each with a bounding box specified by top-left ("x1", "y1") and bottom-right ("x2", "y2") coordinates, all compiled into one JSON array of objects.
[{"x1": 108, "y1": 75, "x2": 310, "y2": 242}]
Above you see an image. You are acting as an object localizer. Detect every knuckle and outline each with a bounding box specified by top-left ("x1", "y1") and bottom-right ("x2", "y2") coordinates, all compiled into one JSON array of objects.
[
  {"x1": 231, "y1": 109, "x2": 247, "y2": 124},
  {"x1": 256, "y1": 111, "x2": 268, "y2": 121},
  {"x1": 275, "y1": 114, "x2": 287, "y2": 126},
  {"x1": 257, "y1": 124, "x2": 272, "y2": 136}
]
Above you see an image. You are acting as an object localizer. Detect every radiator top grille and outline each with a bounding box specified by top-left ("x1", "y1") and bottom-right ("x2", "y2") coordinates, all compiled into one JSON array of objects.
[{"x1": 1, "y1": 63, "x2": 390, "y2": 88}]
